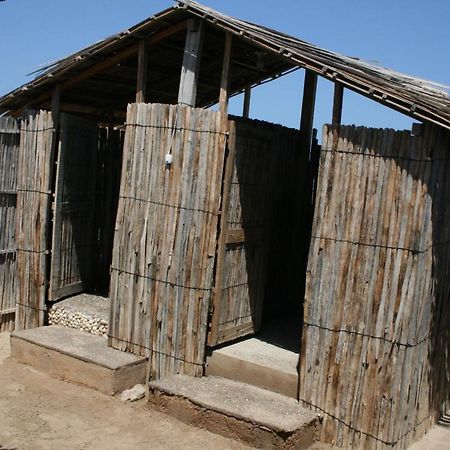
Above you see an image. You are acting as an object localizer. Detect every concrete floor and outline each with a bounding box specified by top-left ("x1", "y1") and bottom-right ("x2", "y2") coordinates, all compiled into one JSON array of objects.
[{"x1": 408, "y1": 423, "x2": 450, "y2": 450}]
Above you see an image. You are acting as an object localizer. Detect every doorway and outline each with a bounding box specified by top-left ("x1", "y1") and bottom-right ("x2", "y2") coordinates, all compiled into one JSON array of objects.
[
  {"x1": 48, "y1": 113, "x2": 123, "y2": 303},
  {"x1": 206, "y1": 117, "x2": 318, "y2": 396},
  {"x1": 208, "y1": 117, "x2": 318, "y2": 353}
]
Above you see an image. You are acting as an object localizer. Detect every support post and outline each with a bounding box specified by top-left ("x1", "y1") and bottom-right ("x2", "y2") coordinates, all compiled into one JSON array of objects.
[
  {"x1": 332, "y1": 81, "x2": 344, "y2": 126},
  {"x1": 299, "y1": 70, "x2": 318, "y2": 151},
  {"x1": 136, "y1": 40, "x2": 148, "y2": 103},
  {"x1": 242, "y1": 87, "x2": 251, "y2": 118},
  {"x1": 219, "y1": 32, "x2": 233, "y2": 117},
  {"x1": 51, "y1": 85, "x2": 61, "y2": 127},
  {"x1": 177, "y1": 19, "x2": 204, "y2": 107}
]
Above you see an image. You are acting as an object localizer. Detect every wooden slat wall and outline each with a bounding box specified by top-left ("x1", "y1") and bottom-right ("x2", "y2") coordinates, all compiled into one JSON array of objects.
[
  {"x1": 16, "y1": 110, "x2": 54, "y2": 330},
  {"x1": 0, "y1": 117, "x2": 19, "y2": 332},
  {"x1": 109, "y1": 103, "x2": 226, "y2": 379},
  {"x1": 211, "y1": 118, "x2": 305, "y2": 345},
  {"x1": 300, "y1": 123, "x2": 450, "y2": 449}
]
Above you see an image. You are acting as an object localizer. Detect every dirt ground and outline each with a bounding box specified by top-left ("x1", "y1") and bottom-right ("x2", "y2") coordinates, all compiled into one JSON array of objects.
[
  {"x1": 1, "y1": 331, "x2": 449, "y2": 450},
  {"x1": 0, "y1": 332, "x2": 252, "y2": 450}
]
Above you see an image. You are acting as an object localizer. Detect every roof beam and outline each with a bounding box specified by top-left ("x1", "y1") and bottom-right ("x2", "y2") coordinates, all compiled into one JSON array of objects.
[{"x1": 25, "y1": 20, "x2": 187, "y2": 112}]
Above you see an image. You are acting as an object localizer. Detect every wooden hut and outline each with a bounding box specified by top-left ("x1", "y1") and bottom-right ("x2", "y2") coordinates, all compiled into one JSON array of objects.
[{"x1": 0, "y1": 1, "x2": 449, "y2": 448}]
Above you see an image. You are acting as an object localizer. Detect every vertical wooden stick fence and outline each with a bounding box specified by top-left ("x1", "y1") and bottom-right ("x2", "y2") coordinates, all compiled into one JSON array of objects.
[
  {"x1": 109, "y1": 103, "x2": 227, "y2": 379},
  {"x1": 300, "y1": 123, "x2": 450, "y2": 449}
]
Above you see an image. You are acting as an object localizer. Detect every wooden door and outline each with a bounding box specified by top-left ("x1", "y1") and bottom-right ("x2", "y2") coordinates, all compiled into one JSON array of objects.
[
  {"x1": 16, "y1": 110, "x2": 55, "y2": 330},
  {"x1": 208, "y1": 120, "x2": 276, "y2": 346},
  {"x1": 0, "y1": 117, "x2": 19, "y2": 331},
  {"x1": 49, "y1": 113, "x2": 98, "y2": 301}
]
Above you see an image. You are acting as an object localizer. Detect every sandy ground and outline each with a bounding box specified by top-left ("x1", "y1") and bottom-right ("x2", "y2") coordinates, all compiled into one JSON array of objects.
[{"x1": 0, "y1": 332, "x2": 251, "y2": 450}]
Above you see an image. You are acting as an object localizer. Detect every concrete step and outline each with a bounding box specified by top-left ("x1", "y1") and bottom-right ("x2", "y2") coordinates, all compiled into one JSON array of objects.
[
  {"x1": 207, "y1": 337, "x2": 299, "y2": 398},
  {"x1": 149, "y1": 375, "x2": 321, "y2": 449},
  {"x1": 11, "y1": 325, "x2": 146, "y2": 396}
]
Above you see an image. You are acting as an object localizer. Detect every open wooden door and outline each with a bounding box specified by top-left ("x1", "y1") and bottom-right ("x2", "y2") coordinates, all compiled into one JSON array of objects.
[
  {"x1": 0, "y1": 117, "x2": 19, "y2": 331},
  {"x1": 208, "y1": 119, "x2": 276, "y2": 346},
  {"x1": 49, "y1": 113, "x2": 98, "y2": 301}
]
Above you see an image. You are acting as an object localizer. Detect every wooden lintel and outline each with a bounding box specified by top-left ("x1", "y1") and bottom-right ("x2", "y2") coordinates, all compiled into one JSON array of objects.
[
  {"x1": 219, "y1": 32, "x2": 233, "y2": 117},
  {"x1": 242, "y1": 87, "x2": 251, "y2": 118},
  {"x1": 299, "y1": 69, "x2": 318, "y2": 150},
  {"x1": 332, "y1": 81, "x2": 344, "y2": 126},
  {"x1": 25, "y1": 20, "x2": 187, "y2": 111},
  {"x1": 136, "y1": 40, "x2": 149, "y2": 103},
  {"x1": 177, "y1": 19, "x2": 204, "y2": 107}
]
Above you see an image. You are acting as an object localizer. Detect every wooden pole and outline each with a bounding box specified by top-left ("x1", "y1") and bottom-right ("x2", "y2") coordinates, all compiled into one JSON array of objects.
[
  {"x1": 299, "y1": 70, "x2": 318, "y2": 151},
  {"x1": 136, "y1": 40, "x2": 148, "y2": 103},
  {"x1": 46, "y1": 85, "x2": 62, "y2": 317},
  {"x1": 219, "y1": 32, "x2": 233, "y2": 117},
  {"x1": 332, "y1": 81, "x2": 344, "y2": 126},
  {"x1": 242, "y1": 87, "x2": 251, "y2": 118},
  {"x1": 51, "y1": 85, "x2": 61, "y2": 127},
  {"x1": 177, "y1": 19, "x2": 204, "y2": 107}
]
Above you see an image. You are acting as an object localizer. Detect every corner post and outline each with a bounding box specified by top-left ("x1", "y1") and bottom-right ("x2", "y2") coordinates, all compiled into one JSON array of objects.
[{"x1": 177, "y1": 19, "x2": 204, "y2": 107}]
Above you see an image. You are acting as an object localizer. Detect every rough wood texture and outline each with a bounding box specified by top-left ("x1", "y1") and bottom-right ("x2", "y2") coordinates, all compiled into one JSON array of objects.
[
  {"x1": 300, "y1": 123, "x2": 450, "y2": 449},
  {"x1": 49, "y1": 113, "x2": 98, "y2": 301},
  {"x1": 15, "y1": 110, "x2": 54, "y2": 330},
  {"x1": 109, "y1": 103, "x2": 226, "y2": 379},
  {"x1": 209, "y1": 117, "x2": 308, "y2": 346},
  {"x1": 0, "y1": 117, "x2": 19, "y2": 332},
  {"x1": 177, "y1": 19, "x2": 203, "y2": 107}
]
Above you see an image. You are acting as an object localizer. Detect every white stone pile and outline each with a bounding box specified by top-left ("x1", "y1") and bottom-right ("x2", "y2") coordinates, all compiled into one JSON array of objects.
[{"x1": 48, "y1": 304, "x2": 109, "y2": 336}]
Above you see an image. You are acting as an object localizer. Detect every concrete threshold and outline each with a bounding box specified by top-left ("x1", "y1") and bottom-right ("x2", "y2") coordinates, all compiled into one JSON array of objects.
[
  {"x1": 207, "y1": 337, "x2": 299, "y2": 398},
  {"x1": 149, "y1": 375, "x2": 321, "y2": 449},
  {"x1": 11, "y1": 325, "x2": 146, "y2": 395}
]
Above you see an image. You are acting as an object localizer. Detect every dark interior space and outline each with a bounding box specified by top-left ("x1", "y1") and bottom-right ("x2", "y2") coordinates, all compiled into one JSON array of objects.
[
  {"x1": 259, "y1": 131, "x2": 319, "y2": 353},
  {"x1": 91, "y1": 125, "x2": 124, "y2": 295}
]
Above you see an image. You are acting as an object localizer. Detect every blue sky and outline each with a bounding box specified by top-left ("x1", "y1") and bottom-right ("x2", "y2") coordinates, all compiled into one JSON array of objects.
[{"x1": 0, "y1": 0, "x2": 448, "y2": 133}]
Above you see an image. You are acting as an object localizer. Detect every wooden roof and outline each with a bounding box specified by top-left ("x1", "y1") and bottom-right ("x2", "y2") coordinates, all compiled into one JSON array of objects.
[{"x1": 1, "y1": 1, "x2": 449, "y2": 130}]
